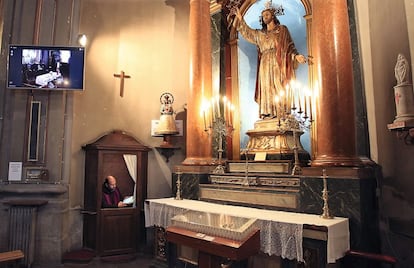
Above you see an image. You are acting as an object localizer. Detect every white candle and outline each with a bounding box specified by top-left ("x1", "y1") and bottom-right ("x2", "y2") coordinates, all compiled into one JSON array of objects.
[
  {"x1": 304, "y1": 95, "x2": 308, "y2": 117},
  {"x1": 223, "y1": 96, "x2": 227, "y2": 121},
  {"x1": 203, "y1": 110, "x2": 207, "y2": 130},
  {"x1": 285, "y1": 85, "x2": 291, "y2": 111},
  {"x1": 230, "y1": 104, "x2": 234, "y2": 126},
  {"x1": 216, "y1": 95, "x2": 221, "y2": 118},
  {"x1": 211, "y1": 98, "x2": 216, "y2": 121},
  {"x1": 309, "y1": 95, "x2": 313, "y2": 121},
  {"x1": 227, "y1": 102, "x2": 231, "y2": 126}
]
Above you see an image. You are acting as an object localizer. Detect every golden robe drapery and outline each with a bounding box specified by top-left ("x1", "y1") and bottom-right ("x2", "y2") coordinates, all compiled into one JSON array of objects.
[{"x1": 238, "y1": 20, "x2": 299, "y2": 118}]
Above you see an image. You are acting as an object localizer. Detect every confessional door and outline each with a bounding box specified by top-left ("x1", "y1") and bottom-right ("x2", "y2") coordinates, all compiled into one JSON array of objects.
[
  {"x1": 100, "y1": 208, "x2": 137, "y2": 255},
  {"x1": 82, "y1": 130, "x2": 150, "y2": 256}
]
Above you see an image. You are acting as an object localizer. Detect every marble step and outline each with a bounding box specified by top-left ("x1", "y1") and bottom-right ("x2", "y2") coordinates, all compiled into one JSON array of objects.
[
  {"x1": 199, "y1": 183, "x2": 300, "y2": 210},
  {"x1": 209, "y1": 174, "x2": 299, "y2": 187},
  {"x1": 226, "y1": 160, "x2": 291, "y2": 174}
]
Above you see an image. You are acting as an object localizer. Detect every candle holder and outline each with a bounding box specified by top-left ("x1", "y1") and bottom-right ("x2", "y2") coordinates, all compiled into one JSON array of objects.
[
  {"x1": 175, "y1": 169, "x2": 183, "y2": 200},
  {"x1": 202, "y1": 95, "x2": 235, "y2": 173},
  {"x1": 321, "y1": 169, "x2": 334, "y2": 219},
  {"x1": 263, "y1": 111, "x2": 311, "y2": 174},
  {"x1": 291, "y1": 130, "x2": 302, "y2": 175},
  {"x1": 208, "y1": 117, "x2": 234, "y2": 174},
  {"x1": 241, "y1": 148, "x2": 250, "y2": 185}
]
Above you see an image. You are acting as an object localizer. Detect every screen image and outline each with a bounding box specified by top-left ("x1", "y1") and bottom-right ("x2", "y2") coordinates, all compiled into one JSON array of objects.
[{"x1": 7, "y1": 45, "x2": 85, "y2": 90}]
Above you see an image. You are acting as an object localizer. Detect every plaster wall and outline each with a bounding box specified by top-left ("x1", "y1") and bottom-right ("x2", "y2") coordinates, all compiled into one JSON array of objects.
[
  {"x1": 64, "y1": 0, "x2": 190, "y2": 252},
  {"x1": 355, "y1": 0, "x2": 414, "y2": 264},
  {"x1": 1, "y1": 0, "x2": 414, "y2": 265},
  {"x1": 406, "y1": 0, "x2": 414, "y2": 74},
  {"x1": 70, "y1": 0, "x2": 189, "y2": 209}
]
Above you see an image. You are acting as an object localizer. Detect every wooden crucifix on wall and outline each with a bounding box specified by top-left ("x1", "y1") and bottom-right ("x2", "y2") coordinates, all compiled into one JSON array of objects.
[{"x1": 113, "y1": 70, "x2": 131, "y2": 97}]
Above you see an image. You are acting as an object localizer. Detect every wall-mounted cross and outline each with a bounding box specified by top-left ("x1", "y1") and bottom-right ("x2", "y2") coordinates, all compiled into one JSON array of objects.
[{"x1": 113, "y1": 70, "x2": 131, "y2": 97}]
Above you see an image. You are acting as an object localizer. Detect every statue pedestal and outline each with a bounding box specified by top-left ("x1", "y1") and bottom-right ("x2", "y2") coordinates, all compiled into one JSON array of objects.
[
  {"x1": 245, "y1": 119, "x2": 310, "y2": 165},
  {"x1": 393, "y1": 83, "x2": 414, "y2": 123}
]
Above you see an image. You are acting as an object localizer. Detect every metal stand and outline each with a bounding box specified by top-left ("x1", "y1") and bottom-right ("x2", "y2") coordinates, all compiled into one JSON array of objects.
[
  {"x1": 208, "y1": 117, "x2": 233, "y2": 174},
  {"x1": 291, "y1": 130, "x2": 303, "y2": 175},
  {"x1": 213, "y1": 133, "x2": 225, "y2": 174},
  {"x1": 175, "y1": 170, "x2": 183, "y2": 200},
  {"x1": 321, "y1": 169, "x2": 333, "y2": 219}
]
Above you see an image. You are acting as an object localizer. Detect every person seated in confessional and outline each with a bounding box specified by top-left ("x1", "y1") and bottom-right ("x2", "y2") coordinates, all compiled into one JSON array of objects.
[{"x1": 102, "y1": 175, "x2": 128, "y2": 208}]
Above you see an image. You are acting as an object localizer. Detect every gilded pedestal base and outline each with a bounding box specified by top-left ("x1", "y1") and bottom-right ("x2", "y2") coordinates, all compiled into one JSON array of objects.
[{"x1": 245, "y1": 119, "x2": 310, "y2": 164}]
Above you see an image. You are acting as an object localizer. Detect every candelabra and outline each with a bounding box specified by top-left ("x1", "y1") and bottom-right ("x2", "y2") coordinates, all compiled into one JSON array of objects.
[
  {"x1": 271, "y1": 108, "x2": 312, "y2": 175},
  {"x1": 175, "y1": 169, "x2": 183, "y2": 200},
  {"x1": 321, "y1": 169, "x2": 333, "y2": 219},
  {"x1": 208, "y1": 117, "x2": 234, "y2": 174},
  {"x1": 202, "y1": 95, "x2": 235, "y2": 174}
]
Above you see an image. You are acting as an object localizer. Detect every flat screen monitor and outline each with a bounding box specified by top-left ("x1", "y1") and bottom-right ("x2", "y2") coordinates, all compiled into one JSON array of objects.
[{"x1": 7, "y1": 44, "x2": 85, "y2": 91}]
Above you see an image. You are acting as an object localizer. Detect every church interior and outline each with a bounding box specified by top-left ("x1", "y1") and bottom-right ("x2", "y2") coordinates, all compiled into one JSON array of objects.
[{"x1": 0, "y1": 0, "x2": 414, "y2": 267}]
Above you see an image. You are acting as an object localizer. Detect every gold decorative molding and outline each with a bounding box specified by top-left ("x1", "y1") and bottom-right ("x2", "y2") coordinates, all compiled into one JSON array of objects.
[
  {"x1": 200, "y1": 186, "x2": 299, "y2": 209},
  {"x1": 210, "y1": 0, "x2": 222, "y2": 14}
]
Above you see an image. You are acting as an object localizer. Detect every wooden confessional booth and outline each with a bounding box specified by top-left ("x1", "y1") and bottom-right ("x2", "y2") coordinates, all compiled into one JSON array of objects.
[{"x1": 82, "y1": 130, "x2": 150, "y2": 256}]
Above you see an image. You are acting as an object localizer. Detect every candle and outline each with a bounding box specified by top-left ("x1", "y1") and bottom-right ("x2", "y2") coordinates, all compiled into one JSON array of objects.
[
  {"x1": 304, "y1": 94, "x2": 308, "y2": 117},
  {"x1": 203, "y1": 109, "x2": 207, "y2": 130},
  {"x1": 274, "y1": 96, "x2": 279, "y2": 118},
  {"x1": 309, "y1": 95, "x2": 313, "y2": 121},
  {"x1": 230, "y1": 104, "x2": 234, "y2": 126},
  {"x1": 227, "y1": 102, "x2": 231, "y2": 126},
  {"x1": 223, "y1": 96, "x2": 227, "y2": 122},
  {"x1": 204, "y1": 102, "x2": 210, "y2": 128},
  {"x1": 290, "y1": 80, "x2": 296, "y2": 109},
  {"x1": 216, "y1": 95, "x2": 221, "y2": 118},
  {"x1": 285, "y1": 84, "x2": 291, "y2": 112},
  {"x1": 211, "y1": 98, "x2": 216, "y2": 121}
]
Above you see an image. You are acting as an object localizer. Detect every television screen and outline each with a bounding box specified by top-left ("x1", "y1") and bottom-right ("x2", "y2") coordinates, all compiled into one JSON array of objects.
[{"x1": 7, "y1": 45, "x2": 85, "y2": 90}]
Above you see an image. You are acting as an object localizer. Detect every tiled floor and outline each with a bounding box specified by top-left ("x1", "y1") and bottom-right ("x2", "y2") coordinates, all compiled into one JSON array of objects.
[{"x1": 61, "y1": 254, "x2": 160, "y2": 268}]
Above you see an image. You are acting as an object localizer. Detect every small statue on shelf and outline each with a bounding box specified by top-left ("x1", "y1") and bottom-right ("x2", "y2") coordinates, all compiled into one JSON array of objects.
[{"x1": 391, "y1": 53, "x2": 414, "y2": 124}]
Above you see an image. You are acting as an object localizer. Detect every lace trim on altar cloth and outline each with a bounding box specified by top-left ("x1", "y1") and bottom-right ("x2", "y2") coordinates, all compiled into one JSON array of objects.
[{"x1": 260, "y1": 220, "x2": 303, "y2": 261}]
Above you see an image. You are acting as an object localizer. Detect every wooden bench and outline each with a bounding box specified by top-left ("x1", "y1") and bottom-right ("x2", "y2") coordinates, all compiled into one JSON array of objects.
[
  {"x1": 343, "y1": 249, "x2": 397, "y2": 267},
  {"x1": 0, "y1": 250, "x2": 24, "y2": 267}
]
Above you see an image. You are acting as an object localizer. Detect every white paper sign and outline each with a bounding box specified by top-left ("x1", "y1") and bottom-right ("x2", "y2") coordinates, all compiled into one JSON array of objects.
[
  {"x1": 8, "y1": 162, "x2": 22, "y2": 181},
  {"x1": 255, "y1": 152, "x2": 267, "y2": 161}
]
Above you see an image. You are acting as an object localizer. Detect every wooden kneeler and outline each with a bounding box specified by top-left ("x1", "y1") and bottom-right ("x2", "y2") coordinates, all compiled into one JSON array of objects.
[{"x1": 0, "y1": 250, "x2": 24, "y2": 267}]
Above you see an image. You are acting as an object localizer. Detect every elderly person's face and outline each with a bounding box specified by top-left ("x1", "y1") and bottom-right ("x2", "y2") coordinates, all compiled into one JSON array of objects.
[{"x1": 107, "y1": 176, "x2": 117, "y2": 190}]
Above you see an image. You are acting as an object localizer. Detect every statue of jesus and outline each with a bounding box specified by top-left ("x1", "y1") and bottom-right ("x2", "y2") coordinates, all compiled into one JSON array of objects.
[{"x1": 234, "y1": 4, "x2": 307, "y2": 119}]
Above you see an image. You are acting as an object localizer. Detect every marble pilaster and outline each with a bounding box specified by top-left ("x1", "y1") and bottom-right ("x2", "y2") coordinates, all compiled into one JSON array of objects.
[
  {"x1": 311, "y1": 0, "x2": 362, "y2": 167},
  {"x1": 183, "y1": 0, "x2": 213, "y2": 166}
]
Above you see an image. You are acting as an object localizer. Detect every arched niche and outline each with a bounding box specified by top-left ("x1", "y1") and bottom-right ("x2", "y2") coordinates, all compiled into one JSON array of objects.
[{"x1": 225, "y1": 0, "x2": 313, "y2": 159}]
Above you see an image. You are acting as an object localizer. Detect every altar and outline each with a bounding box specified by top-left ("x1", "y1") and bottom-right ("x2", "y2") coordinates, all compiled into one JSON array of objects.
[{"x1": 145, "y1": 198, "x2": 349, "y2": 265}]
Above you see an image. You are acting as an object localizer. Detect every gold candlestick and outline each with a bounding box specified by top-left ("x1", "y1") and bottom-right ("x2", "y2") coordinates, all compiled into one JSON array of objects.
[
  {"x1": 175, "y1": 169, "x2": 183, "y2": 200},
  {"x1": 321, "y1": 169, "x2": 334, "y2": 219},
  {"x1": 291, "y1": 130, "x2": 302, "y2": 175}
]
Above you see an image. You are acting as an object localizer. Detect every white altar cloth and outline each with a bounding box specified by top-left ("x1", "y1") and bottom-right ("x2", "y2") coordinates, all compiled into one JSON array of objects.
[{"x1": 145, "y1": 198, "x2": 349, "y2": 263}]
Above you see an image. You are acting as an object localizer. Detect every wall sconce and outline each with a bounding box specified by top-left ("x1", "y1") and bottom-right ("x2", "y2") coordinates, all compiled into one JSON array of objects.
[{"x1": 78, "y1": 34, "x2": 87, "y2": 47}]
